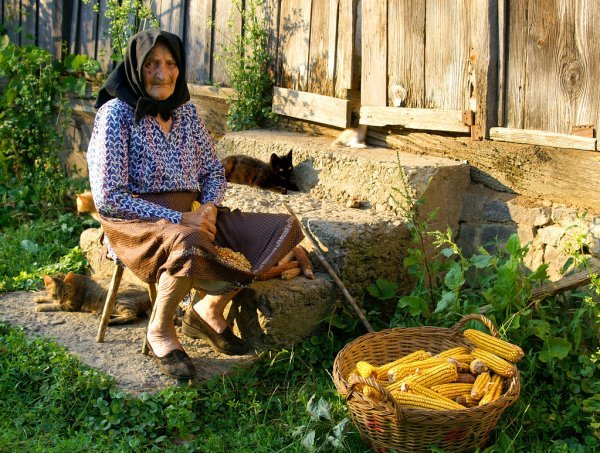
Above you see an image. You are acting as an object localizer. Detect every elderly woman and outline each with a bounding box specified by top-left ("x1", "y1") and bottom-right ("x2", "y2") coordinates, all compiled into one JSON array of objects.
[{"x1": 87, "y1": 29, "x2": 303, "y2": 380}]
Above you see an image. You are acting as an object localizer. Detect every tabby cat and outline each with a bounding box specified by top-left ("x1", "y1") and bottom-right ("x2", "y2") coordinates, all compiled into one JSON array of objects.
[
  {"x1": 35, "y1": 272, "x2": 151, "y2": 325},
  {"x1": 221, "y1": 150, "x2": 298, "y2": 194}
]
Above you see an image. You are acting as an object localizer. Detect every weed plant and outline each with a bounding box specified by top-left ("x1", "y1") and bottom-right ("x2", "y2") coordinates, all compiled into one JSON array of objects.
[{"x1": 365, "y1": 159, "x2": 600, "y2": 451}]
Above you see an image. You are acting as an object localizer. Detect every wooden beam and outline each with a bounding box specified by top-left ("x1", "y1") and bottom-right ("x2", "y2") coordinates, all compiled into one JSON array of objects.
[
  {"x1": 490, "y1": 127, "x2": 596, "y2": 151},
  {"x1": 359, "y1": 106, "x2": 471, "y2": 133},
  {"x1": 530, "y1": 262, "x2": 600, "y2": 302},
  {"x1": 272, "y1": 87, "x2": 349, "y2": 128}
]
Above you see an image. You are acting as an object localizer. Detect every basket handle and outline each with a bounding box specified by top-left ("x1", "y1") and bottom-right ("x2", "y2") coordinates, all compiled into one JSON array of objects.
[
  {"x1": 347, "y1": 374, "x2": 406, "y2": 423},
  {"x1": 449, "y1": 313, "x2": 499, "y2": 339}
]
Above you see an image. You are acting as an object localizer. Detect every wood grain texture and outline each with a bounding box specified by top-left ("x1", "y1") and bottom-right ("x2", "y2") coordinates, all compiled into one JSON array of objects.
[
  {"x1": 388, "y1": 0, "x2": 425, "y2": 108},
  {"x1": 20, "y1": 0, "x2": 36, "y2": 45},
  {"x1": 77, "y1": 0, "x2": 97, "y2": 59},
  {"x1": 68, "y1": 0, "x2": 80, "y2": 55},
  {"x1": 335, "y1": 0, "x2": 357, "y2": 96},
  {"x1": 3, "y1": 0, "x2": 20, "y2": 44},
  {"x1": 186, "y1": 0, "x2": 213, "y2": 84},
  {"x1": 307, "y1": 0, "x2": 338, "y2": 96},
  {"x1": 425, "y1": 0, "x2": 470, "y2": 109},
  {"x1": 278, "y1": 0, "x2": 312, "y2": 91},
  {"x1": 158, "y1": 0, "x2": 184, "y2": 37},
  {"x1": 272, "y1": 87, "x2": 349, "y2": 128},
  {"x1": 490, "y1": 127, "x2": 596, "y2": 150},
  {"x1": 254, "y1": 0, "x2": 280, "y2": 77},
  {"x1": 360, "y1": 0, "x2": 386, "y2": 106},
  {"x1": 212, "y1": 0, "x2": 241, "y2": 86},
  {"x1": 38, "y1": 0, "x2": 63, "y2": 57},
  {"x1": 96, "y1": 0, "x2": 112, "y2": 72},
  {"x1": 360, "y1": 106, "x2": 470, "y2": 133},
  {"x1": 505, "y1": 0, "x2": 527, "y2": 129}
]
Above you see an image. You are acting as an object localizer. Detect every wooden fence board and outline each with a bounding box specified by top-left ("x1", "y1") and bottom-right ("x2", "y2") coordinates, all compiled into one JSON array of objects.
[
  {"x1": 20, "y1": 0, "x2": 36, "y2": 45},
  {"x1": 272, "y1": 87, "x2": 349, "y2": 128},
  {"x1": 158, "y1": 0, "x2": 184, "y2": 37},
  {"x1": 360, "y1": 106, "x2": 470, "y2": 133},
  {"x1": 388, "y1": 0, "x2": 425, "y2": 108},
  {"x1": 361, "y1": 0, "x2": 386, "y2": 106},
  {"x1": 186, "y1": 0, "x2": 213, "y2": 84},
  {"x1": 77, "y1": 0, "x2": 97, "y2": 58},
  {"x1": 38, "y1": 0, "x2": 63, "y2": 57},
  {"x1": 278, "y1": 0, "x2": 312, "y2": 91},
  {"x1": 307, "y1": 0, "x2": 338, "y2": 96},
  {"x1": 4, "y1": 0, "x2": 20, "y2": 44},
  {"x1": 212, "y1": 0, "x2": 241, "y2": 85},
  {"x1": 505, "y1": 0, "x2": 527, "y2": 129},
  {"x1": 490, "y1": 127, "x2": 596, "y2": 151},
  {"x1": 68, "y1": 0, "x2": 80, "y2": 55},
  {"x1": 335, "y1": 0, "x2": 357, "y2": 96},
  {"x1": 425, "y1": 0, "x2": 470, "y2": 110},
  {"x1": 253, "y1": 0, "x2": 280, "y2": 74},
  {"x1": 96, "y1": 0, "x2": 112, "y2": 72}
]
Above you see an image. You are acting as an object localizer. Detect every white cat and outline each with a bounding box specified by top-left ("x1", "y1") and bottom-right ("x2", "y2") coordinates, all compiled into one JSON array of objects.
[{"x1": 332, "y1": 124, "x2": 368, "y2": 148}]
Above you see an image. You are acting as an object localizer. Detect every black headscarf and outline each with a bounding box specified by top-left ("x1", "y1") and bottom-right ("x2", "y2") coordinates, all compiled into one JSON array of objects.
[{"x1": 95, "y1": 29, "x2": 190, "y2": 124}]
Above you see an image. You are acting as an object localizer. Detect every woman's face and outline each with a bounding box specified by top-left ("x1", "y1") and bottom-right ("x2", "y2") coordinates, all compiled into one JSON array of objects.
[{"x1": 142, "y1": 42, "x2": 179, "y2": 100}]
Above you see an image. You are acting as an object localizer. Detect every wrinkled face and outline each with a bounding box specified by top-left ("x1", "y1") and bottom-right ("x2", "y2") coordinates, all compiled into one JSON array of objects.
[{"x1": 142, "y1": 42, "x2": 179, "y2": 101}]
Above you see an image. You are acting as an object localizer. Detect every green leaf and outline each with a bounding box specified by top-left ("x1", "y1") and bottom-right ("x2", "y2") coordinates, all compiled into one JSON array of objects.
[
  {"x1": 366, "y1": 278, "x2": 397, "y2": 300},
  {"x1": 434, "y1": 291, "x2": 455, "y2": 314},
  {"x1": 505, "y1": 234, "x2": 522, "y2": 256},
  {"x1": 539, "y1": 337, "x2": 572, "y2": 363},
  {"x1": 561, "y1": 257, "x2": 575, "y2": 275},
  {"x1": 527, "y1": 320, "x2": 550, "y2": 339},
  {"x1": 444, "y1": 262, "x2": 465, "y2": 290},
  {"x1": 399, "y1": 295, "x2": 430, "y2": 317},
  {"x1": 306, "y1": 395, "x2": 331, "y2": 421},
  {"x1": 471, "y1": 254, "x2": 492, "y2": 269},
  {"x1": 441, "y1": 247, "x2": 454, "y2": 258},
  {"x1": 0, "y1": 34, "x2": 9, "y2": 51}
]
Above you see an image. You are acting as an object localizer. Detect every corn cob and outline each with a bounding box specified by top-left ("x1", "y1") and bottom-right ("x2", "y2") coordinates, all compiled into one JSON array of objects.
[
  {"x1": 470, "y1": 371, "x2": 491, "y2": 400},
  {"x1": 356, "y1": 361, "x2": 376, "y2": 378},
  {"x1": 395, "y1": 383, "x2": 466, "y2": 409},
  {"x1": 214, "y1": 246, "x2": 252, "y2": 271},
  {"x1": 455, "y1": 373, "x2": 476, "y2": 384},
  {"x1": 373, "y1": 350, "x2": 432, "y2": 380},
  {"x1": 363, "y1": 385, "x2": 383, "y2": 400},
  {"x1": 469, "y1": 358, "x2": 489, "y2": 374},
  {"x1": 401, "y1": 362, "x2": 458, "y2": 388},
  {"x1": 256, "y1": 261, "x2": 299, "y2": 281},
  {"x1": 387, "y1": 357, "x2": 448, "y2": 383},
  {"x1": 277, "y1": 250, "x2": 295, "y2": 266},
  {"x1": 448, "y1": 354, "x2": 476, "y2": 364},
  {"x1": 391, "y1": 391, "x2": 466, "y2": 411},
  {"x1": 472, "y1": 348, "x2": 516, "y2": 377},
  {"x1": 281, "y1": 267, "x2": 303, "y2": 280},
  {"x1": 478, "y1": 374, "x2": 504, "y2": 406},
  {"x1": 455, "y1": 394, "x2": 479, "y2": 407},
  {"x1": 435, "y1": 346, "x2": 471, "y2": 358},
  {"x1": 447, "y1": 358, "x2": 471, "y2": 372},
  {"x1": 430, "y1": 383, "x2": 474, "y2": 399},
  {"x1": 190, "y1": 200, "x2": 202, "y2": 211},
  {"x1": 292, "y1": 245, "x2": 315, "y2": 279},
  {"x1": 463, "y1": 329, "x2": 524, "y2": 362}
]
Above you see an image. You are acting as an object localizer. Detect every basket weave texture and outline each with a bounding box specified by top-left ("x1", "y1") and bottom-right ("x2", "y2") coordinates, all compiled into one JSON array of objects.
[{"x1": 332, "y1": 314, "x2": 520, "y2": 452}]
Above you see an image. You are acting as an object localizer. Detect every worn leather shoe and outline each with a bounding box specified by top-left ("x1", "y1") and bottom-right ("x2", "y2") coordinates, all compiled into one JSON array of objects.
[
  {"x1": 182, "y1": 308, "x2": 249, "y2": 355},
  {"x1": 147, "y1": 342, "x2": 196, "y2": 380}
]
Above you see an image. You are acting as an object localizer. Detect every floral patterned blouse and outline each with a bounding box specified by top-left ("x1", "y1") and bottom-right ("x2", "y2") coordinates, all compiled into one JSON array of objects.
[{"x1": 87, "y1": 99, "x2": 226, "y2": 223}]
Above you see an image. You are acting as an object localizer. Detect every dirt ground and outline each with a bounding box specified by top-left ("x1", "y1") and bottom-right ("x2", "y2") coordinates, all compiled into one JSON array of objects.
[{"x1": 0, "y1": 291, "x2": 257, "y2": 395}]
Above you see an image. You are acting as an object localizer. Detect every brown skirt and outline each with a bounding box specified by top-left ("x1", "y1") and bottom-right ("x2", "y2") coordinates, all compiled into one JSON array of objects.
[{"x1": 99, "y1": 192, "x2": 304, "y2": 289}]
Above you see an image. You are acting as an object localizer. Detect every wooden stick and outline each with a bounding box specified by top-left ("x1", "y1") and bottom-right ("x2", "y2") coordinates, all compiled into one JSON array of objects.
[
  {"x1": 283, "y1": 203, "x2": 374, "y2": 332},
  {"x1": 530, "y1": 262, "x2": 600, "y2": 302}
]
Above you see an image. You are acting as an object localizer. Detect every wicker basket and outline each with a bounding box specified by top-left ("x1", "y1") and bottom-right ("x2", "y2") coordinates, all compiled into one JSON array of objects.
[{"x1": 332, "y1": 314, "x2": 520, "y2": 452}]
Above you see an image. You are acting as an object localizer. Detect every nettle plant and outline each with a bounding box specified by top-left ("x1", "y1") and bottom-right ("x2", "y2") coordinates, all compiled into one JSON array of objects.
[{"x1": 213, "y1": 0, "x2": 277, "y2": 131}]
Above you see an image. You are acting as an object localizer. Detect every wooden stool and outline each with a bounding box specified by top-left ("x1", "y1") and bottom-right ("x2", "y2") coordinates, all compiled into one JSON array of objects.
[{"x1": 95, "y1": 259, "x2": 158, "y2": 355}]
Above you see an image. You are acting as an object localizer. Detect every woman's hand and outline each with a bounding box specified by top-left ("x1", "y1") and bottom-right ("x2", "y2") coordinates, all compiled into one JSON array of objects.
[{"x1": 180, "y1": 202, "x2": 218, "y2": 242}]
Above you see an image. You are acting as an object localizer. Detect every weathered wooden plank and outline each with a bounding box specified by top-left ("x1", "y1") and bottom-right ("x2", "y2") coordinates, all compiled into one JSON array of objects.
[
  {"x1": 505, "y1": 0, "x2": 527, "y2": 129},
  {"x1": 361, "y1": 0, "x2": 386, "y2": 106},
  {"x1": 158, "y1": 0, "x2": 183, "y2": 37},
  {"x1": 360, "y1": 106, "x2": 470, "y2": 133},
  {"x1": 77, "y1": 0, "x2": 97, "y2": 58},
  {"x1": 335, "y1": 0, "x2": 357, "y2": 97},
  {"x1": 68, "y1": 0, "x2": 80, "y2": 55},
  {"x1": 530, "y1": 262, "x2": 600, "y2": 302},
  {"x1": 367, "y1": 128, "x2": 600, "y2": 212},
  {"x1": 307, "y1": 0, "x2": 338, "y2": 96},
  {"x1": 489, "y1": 127, "x2": 596, "y2": 151},
  {"x1": 425, "y1": 0, "x2": 470, "y2": 109},
  {"x1": 388, "y1": 0, "x2": 425, "y2": 108},
  {"x1": 212, "y1": 0, "x2": 241, "y2": 86},
  {"x1": 96, "y1": 0, "x2": 112, "y2": 72},
  {"x1": 497, "y1": 0, "x2": 507, "y2": 126},
  {"x1": 3, "y1": 0, "x2": 20, "y2": 44},
  {"x1": 254, "y1": 0, "x2": 280, "y2": 76},
  {"x1": 38, "y1": 0, "x2": 63, "y2": 57},
  {"x1": 469, "y1": 0, "x2": 499, "y2": 139},
  {"x1": 186, "y1": 0, "x2": 213, "y2": 84},
  {"x1": 272, "y1": 87, "x2": 349, "y2": 128},
  {"x1": 20, "y1": 0, "x2": 36, "y2": 44},
  {"x1": 278, "y1": 0, "x2": 312, "y2": 91}
]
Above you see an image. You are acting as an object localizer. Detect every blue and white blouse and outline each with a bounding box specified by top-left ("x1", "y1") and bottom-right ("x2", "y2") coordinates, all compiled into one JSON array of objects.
[{"x1": 87, "y1": 98, "x2": 227, "y2": 223}]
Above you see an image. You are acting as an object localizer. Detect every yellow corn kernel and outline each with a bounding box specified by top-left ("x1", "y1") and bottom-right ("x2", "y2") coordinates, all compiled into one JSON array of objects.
[
  {"x1": 470, "y1": 358, "x2": 489, "y2": 374},
  {"x1": 374, "y1": 350, "x2": 432, "y2": 380},
  {"x1": 387, "y1": 357, "x2": 448, "y2": 383},
  {"x1": 391, "y1": 390, "x2": 466, "y2": 411},
  {"x1": 402, "y1": 362, "x2": 458, "y2": 388},
  {"x1": 448, "y1": 354, "x2": 476, "y2": 364},
  {"x1": 470, "y1": 371, "x2": 491, "y2": 400},
  {"x1": 435, "y1": 346, "x2": 471, "y2": 358},
  {"x1": 430, "y1": 383, "x2": 474, "y2": 399},
  {"x1": 399, "y1": 383, "x2": 466, "y2": 409},
  {"x1": 463, "y1": 329, "x2": 525, "y2": 362},
  {"x1": 455, "y1": 394, "x2": 479, "y2": 407},
  {"x1": 362, "y1": 385, "x2": 383, "y2": 400},
  {"x1": 190, "y1": 200, "x2": 201, "y2": 211},
  {"x1": 213, "y1": 246, "x2": 252, "y2": 271},
  {"x1": 356, "y1": 361, "x2": 376, "y2": 378},
  {"x1": 472, "y1": 348, "x2": 516, "y2": 377},
  {"x1": 478, "y1": 374, "x2": 504, "y2": 406}
]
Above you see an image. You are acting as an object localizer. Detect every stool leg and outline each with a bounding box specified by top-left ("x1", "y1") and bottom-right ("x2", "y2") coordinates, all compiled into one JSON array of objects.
[
  {"x1": 141, "y1": 282, "x2": 158, "y2": 355},
  {"x1": 96, "y1": 265, "x2": 124, "y2": 342}
]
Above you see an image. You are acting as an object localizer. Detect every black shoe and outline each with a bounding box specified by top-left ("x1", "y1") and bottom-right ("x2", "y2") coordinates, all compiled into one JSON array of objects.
[
  {"x1": 182, "y1": 308, "x2": 249, "y2": 355},
  {"x1": 147, "y1": 342, "x2": 196, "y2": 380}
]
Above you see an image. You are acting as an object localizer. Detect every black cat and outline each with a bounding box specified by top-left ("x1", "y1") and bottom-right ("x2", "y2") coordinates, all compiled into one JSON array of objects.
[{"x1": 221, "y1": 150, "x2": 298, "y2": 194}]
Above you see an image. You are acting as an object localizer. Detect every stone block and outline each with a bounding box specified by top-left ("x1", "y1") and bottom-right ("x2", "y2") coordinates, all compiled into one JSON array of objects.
[
  {"x1": 536, "y1": 225, "x2": 565, "y2": 247},
  {"x1": 507, "y1": 197, "x2": 551, "y2": 227},
  {"x1": 457, "y1": 223, "x2": 480, "y2": 257},
  {"x1": 483, "y1": 199, "x2": 511, "y2": 222},
  {"x1": 480, "y1": 224, "x2": 515, "y2": 252},
  {"x1": 460, "y1": 185, "x2": 488, "y2": 222}
]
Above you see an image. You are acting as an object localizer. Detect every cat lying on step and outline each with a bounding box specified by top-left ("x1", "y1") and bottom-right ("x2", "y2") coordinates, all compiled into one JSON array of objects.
[
  {"x1": 35, "y1": 272, "x2": 151, "y2": 325},
  {"x1": 332, "y1": 124, "x2": 368, "y2": 148},
  {"x1": 221, "y1": 150, "x2": 298, "y2": 194}
]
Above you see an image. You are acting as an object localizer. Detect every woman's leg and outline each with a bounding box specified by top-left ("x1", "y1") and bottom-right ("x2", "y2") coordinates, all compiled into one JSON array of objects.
[
  {"x1": 147, "y1": 272, "x2": 193, "y2": 357},
  {"x1": 192, "y1": 289, "x2": 241, "y2": 333}
]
